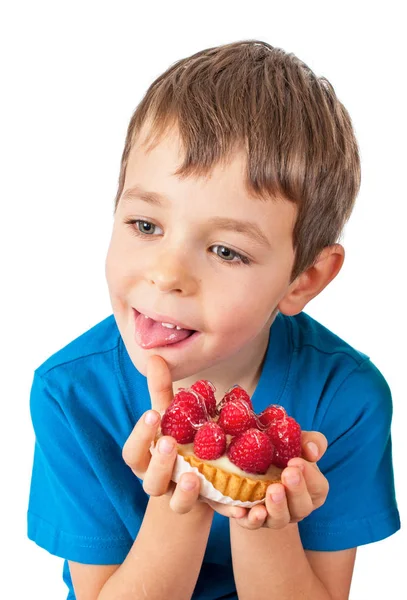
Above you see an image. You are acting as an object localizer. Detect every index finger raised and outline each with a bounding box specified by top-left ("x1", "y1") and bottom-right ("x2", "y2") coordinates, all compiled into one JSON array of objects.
[{"x1": 147, "y1": 355, "x2": 174, "y2": 413}]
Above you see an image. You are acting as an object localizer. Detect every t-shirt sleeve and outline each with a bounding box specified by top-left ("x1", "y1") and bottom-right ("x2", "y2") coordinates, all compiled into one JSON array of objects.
[
  {"x1": 27, "y1": 370, "x2": 139, "y2": 564},
  {"x1": 299, "y1": 359, "x2": 400, "y2": 551}
]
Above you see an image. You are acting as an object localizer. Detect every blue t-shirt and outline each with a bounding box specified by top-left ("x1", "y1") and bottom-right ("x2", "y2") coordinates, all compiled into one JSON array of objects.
[{"x1": 27, "y1": 312, "x2": 400, "y2": 599}]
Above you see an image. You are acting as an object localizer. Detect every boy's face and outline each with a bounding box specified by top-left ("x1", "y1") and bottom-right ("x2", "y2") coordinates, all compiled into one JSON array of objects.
[{"x1": 105, "y1": 126, "x2": 297, "y2": 388}]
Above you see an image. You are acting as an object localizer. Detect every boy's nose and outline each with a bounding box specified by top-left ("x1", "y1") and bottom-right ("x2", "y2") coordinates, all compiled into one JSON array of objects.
[{"x1": 147, "y1": 253, "x2": 198, "y2": 295}]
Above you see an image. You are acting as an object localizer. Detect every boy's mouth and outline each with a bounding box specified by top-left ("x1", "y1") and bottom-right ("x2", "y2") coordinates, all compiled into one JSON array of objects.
[{"x1": 133, "y1": 308, "x2": 198, "y2": 349}]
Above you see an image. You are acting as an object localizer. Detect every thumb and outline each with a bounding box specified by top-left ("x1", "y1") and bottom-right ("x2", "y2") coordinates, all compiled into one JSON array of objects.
[{"x1": 146, "y1": 355, "x2": 174, "y2": 413}]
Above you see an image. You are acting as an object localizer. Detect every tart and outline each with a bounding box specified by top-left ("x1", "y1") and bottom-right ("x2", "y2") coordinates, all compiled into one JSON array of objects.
[
  {"x1": 159, "y1": 380, "x2": 301, "y2": 506},
  {"x1": 177, "y1": 441, "x2": 282, "y2": 503}
]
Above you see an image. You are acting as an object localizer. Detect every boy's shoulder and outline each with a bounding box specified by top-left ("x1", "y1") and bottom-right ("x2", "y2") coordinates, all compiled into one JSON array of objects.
[
  {"x1": 289, "y1": 311, "x2": 369, "y2": 365},
  {"x1": 35, "y1": 314, "x2": 120, "y2": 378},
  {"x1": 282, "y1": 312, "x2": 391, "y2": 434}
]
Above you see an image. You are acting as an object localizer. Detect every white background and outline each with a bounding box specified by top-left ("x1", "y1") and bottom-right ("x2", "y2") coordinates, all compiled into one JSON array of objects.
[{"x1": 1, "y1": 1, "x2": 405, "y2": 598}]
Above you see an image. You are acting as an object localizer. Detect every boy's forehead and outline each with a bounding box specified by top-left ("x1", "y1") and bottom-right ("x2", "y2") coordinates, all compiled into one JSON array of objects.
[
  {"x1": 121, "y1": 124, "x2": 297, "y2": 239},
  {"x1": 125, "y1": 125, "x2": 260, "y2": 204}
]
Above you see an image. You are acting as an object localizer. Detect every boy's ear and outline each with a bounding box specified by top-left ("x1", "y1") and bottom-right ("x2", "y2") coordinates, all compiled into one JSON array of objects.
[{"x1": 278, "y1": 244, "x2": 345, "y2": 316}]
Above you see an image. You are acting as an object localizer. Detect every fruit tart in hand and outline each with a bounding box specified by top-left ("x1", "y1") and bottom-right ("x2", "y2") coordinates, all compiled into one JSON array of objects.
[{"x1": 157, "y1": 380, "x2": 302, "y2": 507}]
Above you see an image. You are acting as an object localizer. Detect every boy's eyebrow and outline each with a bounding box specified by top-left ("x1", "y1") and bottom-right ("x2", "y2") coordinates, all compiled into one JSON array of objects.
[
  {"x1": 121, "y1": 185, "x2": 166, "y2": 208},
  {"x1": 121, "y1": 185, "x2": 271, "y2": 248},
  {"x1": 206, "y1": 217, "x2": 271, "y2": 248}
]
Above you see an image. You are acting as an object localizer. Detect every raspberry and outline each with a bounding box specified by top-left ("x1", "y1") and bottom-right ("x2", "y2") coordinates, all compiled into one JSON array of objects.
[
  {"x1": 221, "y1": 385, "x2": 253, "y2": 410},
  {"x1": 266, "y1": 416, "x2": 302, "y2": 468},
  {"x1": 193, "y1": 422, "x2": 226, "y2": 460},
  {"x1": 191, "y1": 379, "x2": 217, "y2": 417},
  {"x1": 161, "y1": 389, "x2": 207, "y2": 444},
  {"x1": 258, "y1": 404, "x2": 287, "y2": 428},
  {"x1": 217, "y1": 397, "x2": 256, "y2": 436},
  {"x1": 227, "y1": 428, "x2": 274, "y2": 474}
]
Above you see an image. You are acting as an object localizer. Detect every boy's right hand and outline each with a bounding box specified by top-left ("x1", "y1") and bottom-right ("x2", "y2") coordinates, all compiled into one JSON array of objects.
[{"x1": 122, "y1": 355, "x2": 203, "y2": 513}]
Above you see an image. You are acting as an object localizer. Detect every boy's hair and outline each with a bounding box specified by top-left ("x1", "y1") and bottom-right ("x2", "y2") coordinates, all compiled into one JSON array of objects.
[{"x1": 114, "y1": 40, "x2": 361, "y2": 281}]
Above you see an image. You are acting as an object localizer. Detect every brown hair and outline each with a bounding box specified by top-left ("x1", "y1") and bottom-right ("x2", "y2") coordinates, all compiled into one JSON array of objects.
[{"x1": 114, "y1": 40, "x2": 360, "y2": 281}]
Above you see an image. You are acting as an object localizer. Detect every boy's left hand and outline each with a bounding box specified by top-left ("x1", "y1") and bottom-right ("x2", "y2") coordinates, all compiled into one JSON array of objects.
[{"x1": 209, "y1": 431, "x2": 329, "y2": 530}]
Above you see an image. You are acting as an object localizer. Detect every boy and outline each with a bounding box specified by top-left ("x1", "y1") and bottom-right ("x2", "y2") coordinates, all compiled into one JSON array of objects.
[{"x1": 27, "y1": 40, "x2": 400, "y2": 599}]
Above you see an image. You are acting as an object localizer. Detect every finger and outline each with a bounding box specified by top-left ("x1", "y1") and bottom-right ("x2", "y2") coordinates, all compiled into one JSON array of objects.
[
  {"x1": 287, "y1": 457, "x2": 329, "y2": 509},
  {"x1": 233, "y1": 504, "x2": 268, "y2": 530},
  {"x1": 142, "y1": 435, "x2": 178, "y2": 496},
  {"x1": 281, "y1": 466, "x2": 313, "y2": 522},
  {"x1": 169, "y1": 473, "x2": 201, "y2": 514},
  {"x1": 247, "y1": 504, "x2": 268, "y2": 528},
  {"x1": 206, "y1": 500, "x2": 246, "y2": 519},
  {"x1": 122, "y1": 410, "x2": 161, "y2": 477},
  {"x1": 300, "y1": 431, "x2": 328, "y2": 462},
  {"x1": 147, "y1": 355, "x2": 174, "y2": 413},
  {"x1": 264, "y1": 483, "x2": 291, "y2": 528},
  {"x1": 230, "y1": 506, "x2": 247, "y2": 519}
]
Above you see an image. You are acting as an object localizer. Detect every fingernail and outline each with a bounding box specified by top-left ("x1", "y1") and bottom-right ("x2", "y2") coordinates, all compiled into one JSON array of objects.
[
  {"x1": 145, "y1": 411, "x2": 159, "y2": 426},
  {"x1": 180, "y1": 476, "x2": 196, "y2": 491},
  {"x1": 285, "y1": 472, "x2": 300, "y2": 486},
  {"x1": 270, "y1": 490, "x2": 285, "y2": 503},
  {"x1": 307, "y1": 442, "x2": 319, "y2": 458},
  {"x1": 158, "y1": 438, "x2": 175, "y2": 454}
]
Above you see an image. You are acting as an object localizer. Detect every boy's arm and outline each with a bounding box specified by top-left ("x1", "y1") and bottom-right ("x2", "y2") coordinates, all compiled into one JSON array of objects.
[
  {"x1": 228, "y1": 439, "x2": 354, "y2": 599},
  {"x1": 69, "y1": 355, "x2": 215, "y2": 600},
  {"x1": 230, "y1": 520, "x2": 355, "y2": 600},
  {"x1": 69, "y1": 493, "x2": 214, "y2": 600}
]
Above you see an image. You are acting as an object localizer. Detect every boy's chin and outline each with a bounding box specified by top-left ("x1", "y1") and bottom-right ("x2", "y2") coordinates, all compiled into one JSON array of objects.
[{"x1": 129, "y1": 350, "x2": 197, "y2": 383}]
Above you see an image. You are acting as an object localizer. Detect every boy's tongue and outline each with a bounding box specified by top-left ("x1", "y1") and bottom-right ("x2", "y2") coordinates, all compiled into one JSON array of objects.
[{"x1": 135, "y1": 313, "x2": 194, "y2": 349}]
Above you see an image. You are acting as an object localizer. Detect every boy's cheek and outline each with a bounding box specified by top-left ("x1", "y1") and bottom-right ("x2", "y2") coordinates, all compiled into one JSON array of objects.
[{"x1": 105, "y1": 251, "x2": 138, "y2": 296}]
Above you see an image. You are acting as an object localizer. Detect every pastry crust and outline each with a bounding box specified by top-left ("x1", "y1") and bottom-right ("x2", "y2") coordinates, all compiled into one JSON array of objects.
[{"x1": 181, "y1": 453, "x2": 282, "y2": 502}]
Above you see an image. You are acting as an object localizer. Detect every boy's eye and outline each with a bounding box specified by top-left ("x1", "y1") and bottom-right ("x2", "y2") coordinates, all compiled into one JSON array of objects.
[
  {"x1": 125, "y1": 219, "x2": 163, "y2": 235},
  {"x1": 212, "y1": 245, "x2": 236, "y2": 261},
  {"x1": 124, "y1": 219, "x2": 250, "y2": 265},
  {"x1": 137, "y1": 220, "x2": 158, "y2": 235},
  {"x1": 211, "y1": 245, "x2": 251, "y2": 265}
]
